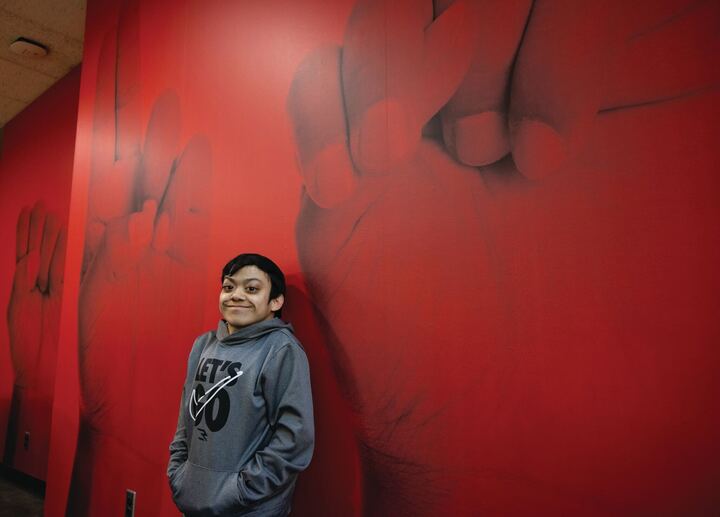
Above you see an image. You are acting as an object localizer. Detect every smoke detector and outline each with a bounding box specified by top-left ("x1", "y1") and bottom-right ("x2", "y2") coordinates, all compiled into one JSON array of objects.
[{"x1": 10, "y1": 38, "x2": 48, "y2": 58}]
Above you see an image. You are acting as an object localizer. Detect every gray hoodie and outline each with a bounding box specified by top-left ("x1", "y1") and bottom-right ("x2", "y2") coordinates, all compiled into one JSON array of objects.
[{"x1": 167, "y1": 318, "x2": 314, "y2": 516}]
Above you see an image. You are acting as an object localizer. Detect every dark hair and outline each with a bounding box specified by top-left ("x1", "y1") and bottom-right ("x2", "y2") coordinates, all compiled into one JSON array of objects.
[{"x1": 221, "y1": 253, "x2": 286, "y2": 317}]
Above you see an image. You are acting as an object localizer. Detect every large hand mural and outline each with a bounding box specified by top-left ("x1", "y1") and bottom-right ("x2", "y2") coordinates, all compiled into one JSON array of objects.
[
  {"x1": 22, "y1": 0, "x2": 717, "y2": 516},
  {"x1": 289, "y1": 0, "x2": 720, "y2": 514},
  {"x1": 5, "y1": 204, "x2": 66, "y2": 473},
  {"x1": 67, "y1": 1, "x2": 213, "y2": 514},
  {"x1": 0, "y1": 69, "x2": 79, "y2": 483}
]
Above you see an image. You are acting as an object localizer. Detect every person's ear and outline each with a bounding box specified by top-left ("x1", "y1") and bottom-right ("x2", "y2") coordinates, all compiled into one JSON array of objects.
[{"x1": 270, "y1": 294, "x2": 285, "y2": 313}]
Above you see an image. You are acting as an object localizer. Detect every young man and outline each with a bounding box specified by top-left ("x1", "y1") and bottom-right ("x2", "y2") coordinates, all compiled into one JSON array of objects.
[{"x1": 168, "y1": 254, "x2": 314, "y2": 516}]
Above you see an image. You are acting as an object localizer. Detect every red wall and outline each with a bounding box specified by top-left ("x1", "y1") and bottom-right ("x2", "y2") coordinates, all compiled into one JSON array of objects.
[
  {"x1": 0, "y1": 67, "x2": 80, "y2": 480},
  {"x1": 0, "y1": 0, "x2": 715, "y2": 516},
  {"x1": 45, "y1": 0, "x2": 358, "y2": 515}
]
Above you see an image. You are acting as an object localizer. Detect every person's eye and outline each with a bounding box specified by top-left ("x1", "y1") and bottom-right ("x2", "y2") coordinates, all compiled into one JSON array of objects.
[
  {"x1": 246, "y1": 286, "x2": 258, "y2": 293},
  {"x1": 222, "y1": 285, "x2": 233, "y2": 292}
]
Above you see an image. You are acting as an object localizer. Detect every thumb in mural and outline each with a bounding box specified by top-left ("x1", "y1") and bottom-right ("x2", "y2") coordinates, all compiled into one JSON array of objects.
[
  {"x1": 68, "y1": 0, "x2": 212, "y2": 514},
  {"x1": 5, "y1": 202, "x2": 66, "y2": 474},
  {"x1": 289, "y1": 0, "x2": 719, "y2": 514}
]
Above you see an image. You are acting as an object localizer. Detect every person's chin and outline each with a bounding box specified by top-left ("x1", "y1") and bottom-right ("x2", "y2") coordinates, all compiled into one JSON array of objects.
[
  {"x1": 227, "y1": 316, "x2": 257, "y2": 330},
  {"x1": 227, "y1": 318, "x2": 244, "y2": 327}
]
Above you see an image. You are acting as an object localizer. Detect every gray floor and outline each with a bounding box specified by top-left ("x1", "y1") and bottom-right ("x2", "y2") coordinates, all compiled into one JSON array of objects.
[{"x1": 0, "y1": 469, "x2": 44, "y2": 517}]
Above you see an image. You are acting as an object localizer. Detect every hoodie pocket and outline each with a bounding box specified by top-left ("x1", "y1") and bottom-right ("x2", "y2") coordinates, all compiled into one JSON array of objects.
[
  {"x1": 169, "y1": 461, "x2": 188, "y2": 499},
  {"x1": 174, "y1": 461, "x2": 243, "y2": 516}
]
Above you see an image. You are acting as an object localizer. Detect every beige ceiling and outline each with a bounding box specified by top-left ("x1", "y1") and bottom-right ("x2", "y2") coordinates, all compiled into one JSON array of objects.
[{"x1": 0, "y1": 0, "x2": 86, "y2": 128}]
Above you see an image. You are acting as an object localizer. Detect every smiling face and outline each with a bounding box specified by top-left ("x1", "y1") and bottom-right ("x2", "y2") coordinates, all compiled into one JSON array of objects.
[{"x1": 219, "y1": 265, "x2": 284, "y2": 333}]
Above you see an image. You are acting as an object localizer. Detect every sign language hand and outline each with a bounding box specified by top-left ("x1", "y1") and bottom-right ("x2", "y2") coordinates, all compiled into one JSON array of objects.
[
  {"x1": 72, "y1": 0, "x2": 212, "y2": 511},
  {"x1": 5, "y1": 202, "x2": 66, "y2": 470},
  {"x1": 288, "y1": 0, "x2": 718, "y2": 514},
  {"x1": 438, "y1": 0, "x2": 720, "y2": 178},
  {"x1": 8, "y1": 203, "x2": 66, "y2": 390},
  {"x1": 5, "y1": 202, "x2": 67, "y2": 476},
  {"x1": 289, "y1": 3, "x2": 508, "y2": 514}
]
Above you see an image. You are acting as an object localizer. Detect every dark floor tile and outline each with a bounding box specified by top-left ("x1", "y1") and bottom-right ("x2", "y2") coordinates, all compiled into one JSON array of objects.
[{"x1": 0, "y1": 466, "x2": 44, "y2": 517}]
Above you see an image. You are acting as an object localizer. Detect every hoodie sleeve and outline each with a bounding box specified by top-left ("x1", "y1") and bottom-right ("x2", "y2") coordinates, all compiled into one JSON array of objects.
[
  {"x1": 167, "y1": 387, "x2": 188, "y2": 480},
  {"x1": 168, "y1": 335, "x2": 206, "y2": 481},
  {"x1": 237, "y1": 342, "x2": 315, "y2": 505}
]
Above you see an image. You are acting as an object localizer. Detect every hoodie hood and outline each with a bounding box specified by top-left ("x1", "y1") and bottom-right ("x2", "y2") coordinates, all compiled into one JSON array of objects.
[{"x1": 216, "y1": 317, "x2": 294, "y2": 344}]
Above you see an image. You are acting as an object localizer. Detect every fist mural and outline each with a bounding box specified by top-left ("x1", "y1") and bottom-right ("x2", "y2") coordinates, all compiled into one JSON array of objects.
[{"x1": 289, "y1": 0, "x2": 720, "y2": 514}]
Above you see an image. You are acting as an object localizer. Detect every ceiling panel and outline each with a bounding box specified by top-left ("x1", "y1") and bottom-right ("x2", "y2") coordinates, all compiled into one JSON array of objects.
[
  {"x1": 0, "y1": 58, "x2": 57, "y2": 101},
  {"x1": 0, "y1": 93, "x2": 25, "y2": 123},
  {"x1": 0, "y1": 1, "x2": 86, "y2": 128},
  {"x1": 1, "y1": 0, "x2": 86, "y2": 41},
  {"x1": 0, "y1": 8, "x2": 83, "y2": 75}
]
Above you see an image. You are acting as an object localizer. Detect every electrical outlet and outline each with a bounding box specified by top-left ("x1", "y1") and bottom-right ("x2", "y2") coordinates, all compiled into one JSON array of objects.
[
  {"x1": 23, "y1": 432, "x2": 29, "y2": 450},
  {"x1": 125, "y1": 489, "x2": 136, "y2": 517}
]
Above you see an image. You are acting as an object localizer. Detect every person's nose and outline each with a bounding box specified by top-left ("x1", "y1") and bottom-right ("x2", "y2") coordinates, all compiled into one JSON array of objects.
[{"x1": 229, "y1": 287, "x2": 245, "y2": 301}]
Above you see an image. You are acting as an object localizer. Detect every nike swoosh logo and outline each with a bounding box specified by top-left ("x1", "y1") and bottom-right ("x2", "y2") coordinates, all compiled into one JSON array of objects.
[{"x1": 189, "y1": 371, "x2": 243, "y2": 422}]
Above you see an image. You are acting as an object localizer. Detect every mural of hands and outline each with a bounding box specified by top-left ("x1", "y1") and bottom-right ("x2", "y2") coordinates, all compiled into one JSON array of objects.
[
  {"x1": 289, "y1": 0, "x2": 719, "y2": 514},
  {"x1": 5, "y1": 202, "x2": 66, "y2": 475},
  {"x1": 70, "y1": 0, "x2": 212, "y2": 514},
  {"x1": 437, "y1": 0, "x2": 720, "y2": 177}
]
